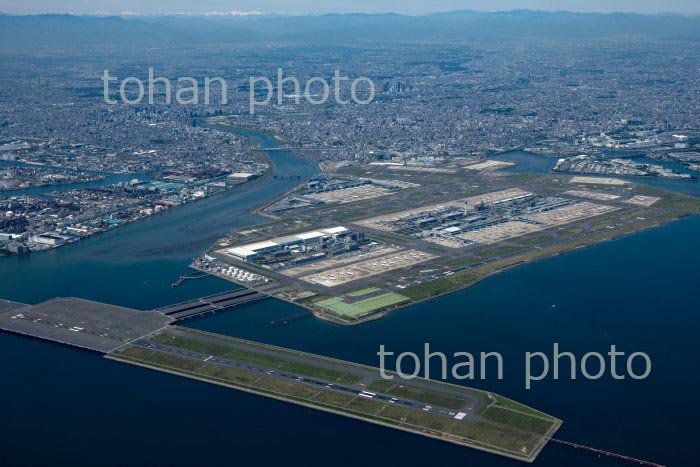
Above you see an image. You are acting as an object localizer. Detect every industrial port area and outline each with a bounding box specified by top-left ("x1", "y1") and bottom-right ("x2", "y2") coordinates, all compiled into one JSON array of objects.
[{"x1": 193, "y1": 161, "x2": 700, "y2": 324}]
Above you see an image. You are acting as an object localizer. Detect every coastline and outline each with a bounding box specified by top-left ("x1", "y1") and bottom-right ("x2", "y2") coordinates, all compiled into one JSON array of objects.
[
  {"x1": 318, "y1": 211, "x2": 695, "y2": 326},
  {"x1": 106, "y1": 327, "x2": 562, "y2": 464},
  {"x1": 184, "y1": 124, "x2": 700, "y2": 326},
  {"x1": 107, "y1": 354, "x2": 554, "y2": 463},
  {"x1": 190, "y1": 209, "x2": 697, "y2": 327},
  {"x1": 0, "y1": 122, "x2": 280, "y2": 258}
]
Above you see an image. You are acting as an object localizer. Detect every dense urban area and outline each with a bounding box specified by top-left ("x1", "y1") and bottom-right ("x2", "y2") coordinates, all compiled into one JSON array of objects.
[{"x1": 1, "y1": 14, "x2": 700, "y2": 256}]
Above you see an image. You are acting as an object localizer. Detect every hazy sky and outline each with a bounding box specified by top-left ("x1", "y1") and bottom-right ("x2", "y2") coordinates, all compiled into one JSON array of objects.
[{"x1": 1, "y1": 0, "x2": 699, "y2": 16}]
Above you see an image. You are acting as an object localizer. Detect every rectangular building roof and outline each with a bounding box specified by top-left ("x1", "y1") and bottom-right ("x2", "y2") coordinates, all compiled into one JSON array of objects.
[
  {"x1": 227, "y1": 247, "x2": 257, "y2": 258},
  {"x1": 276, "y1": 236, "x2": 303, "y2": 245},
  {"x1": 322, "y1": 226, "x2": 349, "y2": 235},
  {"x1": 228, "y1": 239, "x2": 279, "y2": 258},
  {"x1": 228, "y1": 226, "x2": 353, "y2": 257},
  {"x1": 296, "y1": 231, "x2": 326, "y2": 240},
  {"x1": 247, "y1": 240, "x2": 279, "y2": 250}
]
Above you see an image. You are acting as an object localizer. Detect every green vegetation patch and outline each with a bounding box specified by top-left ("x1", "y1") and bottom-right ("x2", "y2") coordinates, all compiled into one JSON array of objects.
[
  {"x1": 119, "y1": 346, "x2": 156, "y2": 360},
  {"x1": 490, "y1": 395, "x2": 550, "y2": 418},
  {"x1": 355, "y1": 292, "x2": 410, "y2": 310},
  {"x1": 312, "y1": 390, "x2": 357, "y2": 408},
  {"x1": 152, "y1": 333, "x2": 232, "y2": 356},
  {"x1": 481, "y1": 406, "x2": 555, "y2": 436},
  {"x1": 345, "y1": 396, "x2": 387, "y2": 416},
  {"x1": 365, "y1": 379, "x2": 395, "y2": 392},
  {"x1": 317, "y1": 297, "x2": 361, "y2": 315},
  {"x1": 254, "y1": 376, "x2": 323, "y2": 399},
  {"x1": 222, "y1": 347, "x2": 361, "y2": 383},
  {"x1": 195, "y1": 363, "x2": 260, "y2": 385},
  {"x1": 282, "y1": 360, "x2": 361, "y2": 384},
  {"x1": 319, "y1": 293, "x2": 410, "y2": 317},
  {"x1": 449, "y1": 420, "x2": 541, "y2": 454},
  {"x1": 145, "y1": 351, "x2": 207, "y2": 372},
  {"x1": 401, "y1": 280, "x2": 454, "y2": 299},
  {"x1": 379, "y1": 404, "x2": 543, "y2": 454},
  {"x1": 380, "y1": 404, "x2": 455, "y2": 432},
  {"x1": 153, "y1": 333, "x2": 362, "y2": 384}
]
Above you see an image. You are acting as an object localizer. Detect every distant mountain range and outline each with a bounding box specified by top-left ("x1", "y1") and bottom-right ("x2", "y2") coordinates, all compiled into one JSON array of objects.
[{"x1": 1, "y1": 10, "x2": 699, "y2": 47}]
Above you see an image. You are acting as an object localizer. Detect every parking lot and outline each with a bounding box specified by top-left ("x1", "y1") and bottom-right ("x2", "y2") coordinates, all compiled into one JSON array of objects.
[
  {"x1": 624, "y1": 195, "x2": 660, "y2": 207},
  {"x1": 564, "y1": 190, "x2": 621, "y2": 201},
  {"x1": 464, "y1": 160, "x2": 515, "y2": 171},
  {"x1": 570, "y1": 176, "x2": 629, "y2": 186},
  {"x1": 452, "y1": 201, "x2": 618, "y2": 245},
  {"x1": 304, "y1": 184, "x2": 394, "y2": 204},
  {"x1": 281, "y1": 244, "x2": 401, "y2": 278},
  {"x1": 302, "y1": 249, "x2": 436, "y2": 287}
]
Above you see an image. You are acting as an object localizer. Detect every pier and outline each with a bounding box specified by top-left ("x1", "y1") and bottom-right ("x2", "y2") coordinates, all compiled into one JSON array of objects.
[
  {"x1": 171, "y1": 272, "x2": 210, "y2": 288},
  {"x1": 546, "y1": 438, "x2": 666, "y2": 467},
  {"x1": 270, "y1": 310, "x2": 313, "y2": 327}
]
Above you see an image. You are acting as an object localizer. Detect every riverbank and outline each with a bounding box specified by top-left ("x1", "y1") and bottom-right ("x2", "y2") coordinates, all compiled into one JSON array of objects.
[
  {"x1": 0, "y1": 128, "x2": 319, "y2": 307},
  {"x1": 0, "y1": 178, "x2": 265, "y2": 257},
  {"x1": 197, "y1": 120, "x2": 300, "y2": 222},
  {"x1": 0, "y1": 122, "x2": 292, "y2": 258},
  {"x1": 494, "y1": 150, "x2": 700, "y2": 197}
]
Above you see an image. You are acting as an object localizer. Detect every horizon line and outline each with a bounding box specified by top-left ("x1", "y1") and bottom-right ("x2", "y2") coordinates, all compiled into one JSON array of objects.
[{"x1": 1, "y1": 8, "x2": 699, "y2": 19}]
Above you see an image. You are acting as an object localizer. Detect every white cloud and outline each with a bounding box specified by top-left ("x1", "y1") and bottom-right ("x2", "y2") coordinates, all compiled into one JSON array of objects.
[{"x1": 223, "y1": 10, "x2": 263, "y2": 16}]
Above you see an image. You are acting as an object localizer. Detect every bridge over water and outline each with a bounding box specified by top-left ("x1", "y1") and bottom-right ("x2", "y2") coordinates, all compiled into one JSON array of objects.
[
  {"x1": 154, "y1": 289, "x2": 268, "y2": 321},
  {"x1": 0, "y1": 289, "x2": 268, "y2": 353}
]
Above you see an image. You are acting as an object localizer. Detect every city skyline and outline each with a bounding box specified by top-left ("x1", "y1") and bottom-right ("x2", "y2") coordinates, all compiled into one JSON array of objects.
[{"x1": 1, "y1": 0, "x2": 700, "y2": 16}]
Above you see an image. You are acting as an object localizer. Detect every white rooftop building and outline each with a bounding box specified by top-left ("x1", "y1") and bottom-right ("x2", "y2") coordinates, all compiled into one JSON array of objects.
[{"x1": 226, "y1": 226, "x2": 351, "y2": 261}]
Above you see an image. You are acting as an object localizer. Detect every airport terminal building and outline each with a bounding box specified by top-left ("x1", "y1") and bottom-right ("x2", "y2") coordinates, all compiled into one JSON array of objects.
[{"x1": 227, "y1": 226, "x2": 356, "y2": 261}]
